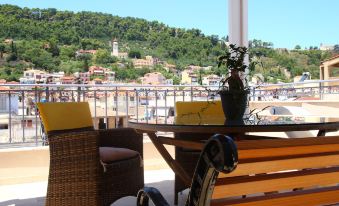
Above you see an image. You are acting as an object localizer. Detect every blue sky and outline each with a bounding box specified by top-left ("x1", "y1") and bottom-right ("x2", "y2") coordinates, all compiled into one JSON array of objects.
[{"x1": 0, "y1": 0, "x2": 338, "y2": 49}]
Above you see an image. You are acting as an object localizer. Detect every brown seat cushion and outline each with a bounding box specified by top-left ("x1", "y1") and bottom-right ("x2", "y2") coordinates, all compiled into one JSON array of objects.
[{"x1": 99, "y1": 147, "x2": 139, "y2": 164}]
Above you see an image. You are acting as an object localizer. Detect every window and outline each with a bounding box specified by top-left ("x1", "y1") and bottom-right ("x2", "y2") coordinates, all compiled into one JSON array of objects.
[{"x1": 0, "y1": 96, "x2": 7, "y2": 111}]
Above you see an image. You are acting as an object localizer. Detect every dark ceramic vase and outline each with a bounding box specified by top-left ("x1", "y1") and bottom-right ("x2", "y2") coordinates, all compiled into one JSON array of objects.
[{"x1": 219, "y1": 91, "x2": 248, "y2": 124}]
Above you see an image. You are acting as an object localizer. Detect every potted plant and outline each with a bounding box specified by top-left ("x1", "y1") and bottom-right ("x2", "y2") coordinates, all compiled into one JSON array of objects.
[{"x1": 217, "y1": 44, "x2": 255, "y2": 124}]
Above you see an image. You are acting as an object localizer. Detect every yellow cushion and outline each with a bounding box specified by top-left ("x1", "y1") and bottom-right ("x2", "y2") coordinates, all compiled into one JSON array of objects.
[
  {"x1": 37, "y1": 102, "x2": 93, "y2": 133},
  {"x1": 175, "y1": 101, "x2": 225, "y2": 125},
  {"x1": 175, "y1": 101, "x2": 224, "y2": 117}
]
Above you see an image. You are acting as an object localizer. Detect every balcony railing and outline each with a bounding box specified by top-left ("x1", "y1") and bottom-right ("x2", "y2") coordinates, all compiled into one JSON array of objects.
[{"x1": 0, "y1": 79, "x2": 338, "y2": 146}]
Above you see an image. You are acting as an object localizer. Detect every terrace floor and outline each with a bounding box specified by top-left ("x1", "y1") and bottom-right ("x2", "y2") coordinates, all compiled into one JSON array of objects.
[
  {"x1": 0, "y1": 169, "x2": 189, "y2": 206},
  {"x1": 0, "y1": 138, "x2": 189, "y2": 206}
]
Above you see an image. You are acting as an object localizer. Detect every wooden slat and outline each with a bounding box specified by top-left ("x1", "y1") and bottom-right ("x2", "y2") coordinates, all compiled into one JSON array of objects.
[
  {"x1": 239, "y1": 144, "x2": 339, "y2": 160},
  {"x1": 213, "y1": 167, "x2": 339, "y2": 198},
  {"x1": 211, "y1": 186, "x2": 339, "y2": 206},
  {"x1": 237, "y1": 136, "x2": 339, "y2": 150},
  {"x1": 219, "y1": 154, "x2": 339, "y2": 177}
]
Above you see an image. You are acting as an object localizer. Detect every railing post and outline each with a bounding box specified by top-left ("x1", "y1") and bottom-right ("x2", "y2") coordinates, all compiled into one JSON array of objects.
[
  {"x1": 105, "y1": 90, "x2": 108, "y2": 129},
  {"x1": 136, "y1": 89, "x2": 139, "y2": 122},
  {"x1": 190, "y1": 86, "x2": 193, "y2": 102},
  {"x1": 155, "y1": 90, "x2": 158, "y2": 124},
  {"x1": 319, "y1": 82, "x2": 323, "y2": 100},
  {"x1": 22, "y1": 91, "x2": 25, "y2": 142},
  {"x1": 174, "y1": 87, "x2": 176, "y2": 116},
  {"x1": 125, "y1": 90, "x2": 129, "y2": 126},
  {"x1": 115, "y1": 87, "x2": 118, "y2": 128},
  {"x1": 165, "y1": 90, "x2": 168, "y2": 124},
  {"x1": 146, "y1": 89, "x2": 149, "y2": 123},
  {"x1": 8, "y1": 91, "x2": 12, "y2": 143},
  {"x1": 251, "y1": 86, "x2": 255, "y2": 101},
  {"x1": 34, "y1": 86, "x2": 38, "y2": 145},
  {"x1": 94, "y1": 90, "x2": 97, "y2": 119}
]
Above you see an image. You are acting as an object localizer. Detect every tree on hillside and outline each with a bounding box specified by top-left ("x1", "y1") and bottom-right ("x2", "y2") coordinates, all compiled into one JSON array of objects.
[
  {"x1": 78, "y1": 53, "x2": 92, "y2": 72},
  {"x1": 94, "y1": 49, "x2": 117, "y2": 64},
  {"x1": 0, "y1": 43, "x2": 5, "y2": 58},
  {"x1": 294, "y1": 45, "x2": 301, "y2": 50},
  {"x1": 60, "y1": 45, "x2": 77, "y2": 61},
  {"x1": 128, "y1": 50, "x2": 141, "y2": 59},
  {"x1": 334, "y1": 45, "x2": 339, "y2": 53}
]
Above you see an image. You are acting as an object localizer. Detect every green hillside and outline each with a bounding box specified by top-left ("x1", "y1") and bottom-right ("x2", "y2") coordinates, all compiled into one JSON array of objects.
[{"x1": 0, "y1": 4, "x2": 337, "y2": 83}]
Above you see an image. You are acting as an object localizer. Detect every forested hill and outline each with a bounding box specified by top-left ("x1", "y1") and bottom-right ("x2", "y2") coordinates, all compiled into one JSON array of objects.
[
  {"x1": 0, "y1": 4, "x2": 224, "y2": 67},
  {"x1": 0, "y1": 4, "x2": 338, "y2": 83}
]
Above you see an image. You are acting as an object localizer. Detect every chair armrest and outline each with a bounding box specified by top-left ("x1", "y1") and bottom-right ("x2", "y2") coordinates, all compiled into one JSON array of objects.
[
  {"x1": 99, "y1": 128, "x2": 143, "y2": 156},
  {"x1": 137, "y1": 187, "x2": 170, "y2": 206}
]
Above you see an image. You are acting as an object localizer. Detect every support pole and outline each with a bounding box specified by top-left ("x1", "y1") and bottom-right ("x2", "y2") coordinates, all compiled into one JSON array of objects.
[
  {"x1": 228, "y1": 0, "x2": 248, "y2": 47},
  {"x1": 228, "y1": 0, "x2": 249, "y2": 81}
]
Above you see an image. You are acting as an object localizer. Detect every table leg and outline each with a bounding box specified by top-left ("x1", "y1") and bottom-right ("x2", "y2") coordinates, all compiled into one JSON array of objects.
[
  {"x1": 147, "y1": 132, "x2": 191, "y2": 187},
  {"x1": 317, "y1": 130, "x2": 326, "y2": 136}
]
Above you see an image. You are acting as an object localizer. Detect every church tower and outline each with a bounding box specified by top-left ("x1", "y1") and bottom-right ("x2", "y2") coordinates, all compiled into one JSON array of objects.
[{"x1": 111, "y1": 38, "x2": 118, "y2": 57}]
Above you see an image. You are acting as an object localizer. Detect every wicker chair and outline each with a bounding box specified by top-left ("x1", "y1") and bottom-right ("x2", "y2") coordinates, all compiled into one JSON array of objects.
[
  {"x1": 37, "y1": 102, "x2": 144, "y2": 206},
  {"x1": 174, "y1": 101, "x2": 224, "y2": 205}
]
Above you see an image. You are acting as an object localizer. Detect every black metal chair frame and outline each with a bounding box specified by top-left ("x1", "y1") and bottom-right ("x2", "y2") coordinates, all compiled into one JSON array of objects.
[{"x1": 136, "y1": 134, "x2": 238, "y2": 206}]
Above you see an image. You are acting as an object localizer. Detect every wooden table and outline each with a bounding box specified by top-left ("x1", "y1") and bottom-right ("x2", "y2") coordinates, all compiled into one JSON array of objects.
[{"x1": 129, "y1": 116, "x2": 339, "y2": 186}]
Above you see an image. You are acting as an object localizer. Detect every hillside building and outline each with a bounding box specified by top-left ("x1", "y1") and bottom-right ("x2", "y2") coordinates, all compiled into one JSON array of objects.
[
  {"x1": 19, "y1": 69, "x2": 47, "y2": 84},
  {"x1": 132, "y1": 56, "x2": 154, "y2": 68},
  {"x1": 202, "y1": 74, "x2": 222, "y2": 86},
  {"x1": 320, "y1": 54, "x2": 339, "y2": 86},
  {"x1": 180, "y1": 69, "x2": 198, "y2": 85},
  {"x1": 140, "y1": 72, "x2": 170, "y2": 85}
]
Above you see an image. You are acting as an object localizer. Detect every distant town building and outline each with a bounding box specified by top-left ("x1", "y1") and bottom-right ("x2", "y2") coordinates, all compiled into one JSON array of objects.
[
  {"x1": 110, "y1": 38, "x2": 128, "y2": 59},
  {"x1": 111, "y1": 38, "x2": 119, "y2": 57},
  {"x1": 320, "y1": 54, "x2": 339, "y2": 86},
  {"x1": 181, "y1": 69, "x2": 198, "y2": 85},
  {"x1": 202, "y1": 74, "x2": 222, "y2": 86},
  {"x1": 61, "y1": 76, "x2": 75, "y2": 84},
  {"x1": 117, "y1": 52, "x2": 128, "y2": 59},
  {"x1": 140, "y1": 72, "x2": 167, "y2": 85},
  {"x1": 0, "y1": 79, "x2": 6, "y2": 84},
  {"x1": 92, "y1": 78, "x2": 103, "y2": 85},
  {"x1": 164, "y1": 63, "x2": 177, "y2": 73},
  {"x1": 19, "y1": 69, "x2": 47, "y2": 84},
  {"x1": 3, "y1": 39, "x2": 13, "y2": 44},
  {"x1": 89, "y1": 66, "x2": 107, "y2": 76},
  {"x1": 74, "y1": 72, "x2": 90, "y2": 84},
  {"x1": 320, "y1": 43, "x2": 334, "y2": 51},
  {"x1": 202, "y1": 66, "x2": 213, "y2": 71},
  {"x1": 105, "y1": 71, "x2": 115, "y2": 82},
  {"x1": 88, "y1": 66, "x2": 115, "y2": 82},
  {"x1": 45, "y1": 71, "x2": 65, "y2": 84},
  {"x1": 186, "y1": 65, "x2": 202, "y2": 72},
  {"x1": 0, "y1": 87, "x2": 19, "y2": 114},
  {"x1": 132, "y1": 56, "x2": 154, "y2": 68},
  {"x1": 293, "y1": 72, "x2": 311, "y2": 83}
]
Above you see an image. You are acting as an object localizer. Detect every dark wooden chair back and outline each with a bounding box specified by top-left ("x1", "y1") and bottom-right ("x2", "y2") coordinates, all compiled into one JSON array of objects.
[{"x1": 137, "y1": 134, "x2": 238, "y2": 206}]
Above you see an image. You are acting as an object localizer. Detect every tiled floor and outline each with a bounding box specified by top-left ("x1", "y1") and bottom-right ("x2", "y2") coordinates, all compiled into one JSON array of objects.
[{"x1": 0, "y1": 169, "x2": 188, "y2": 206}]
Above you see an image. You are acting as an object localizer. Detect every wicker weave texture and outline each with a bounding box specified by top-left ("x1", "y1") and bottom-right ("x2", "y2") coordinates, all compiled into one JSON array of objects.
[
  {"x1": 46, "y1": 131, "x2": 102, "y2": 206},
  {"x1": 46, "y1": 128, "x2": 144, "y2": 206}
]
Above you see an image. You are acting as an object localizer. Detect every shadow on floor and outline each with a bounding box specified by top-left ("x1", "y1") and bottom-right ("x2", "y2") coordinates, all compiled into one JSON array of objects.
[
  {"x1": 0, "y1": 180, "x2": 189, "y2": 206},
  {"x1": 112, "y1": 179, "x2": 188, "y2": 206},
  {"x1": 0, "y1": 197, "x2": 45, "y2": 206}
]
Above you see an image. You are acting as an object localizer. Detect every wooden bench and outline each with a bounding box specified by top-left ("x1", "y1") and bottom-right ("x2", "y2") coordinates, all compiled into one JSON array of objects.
[{"x1": 137, "y1": 135, "x2": 339, "y2": 206}]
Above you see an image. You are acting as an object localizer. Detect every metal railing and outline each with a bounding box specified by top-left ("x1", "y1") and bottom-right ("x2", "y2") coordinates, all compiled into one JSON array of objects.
[{"x1": 0, "y1": 79, "x2": 338, "y2": 146}]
